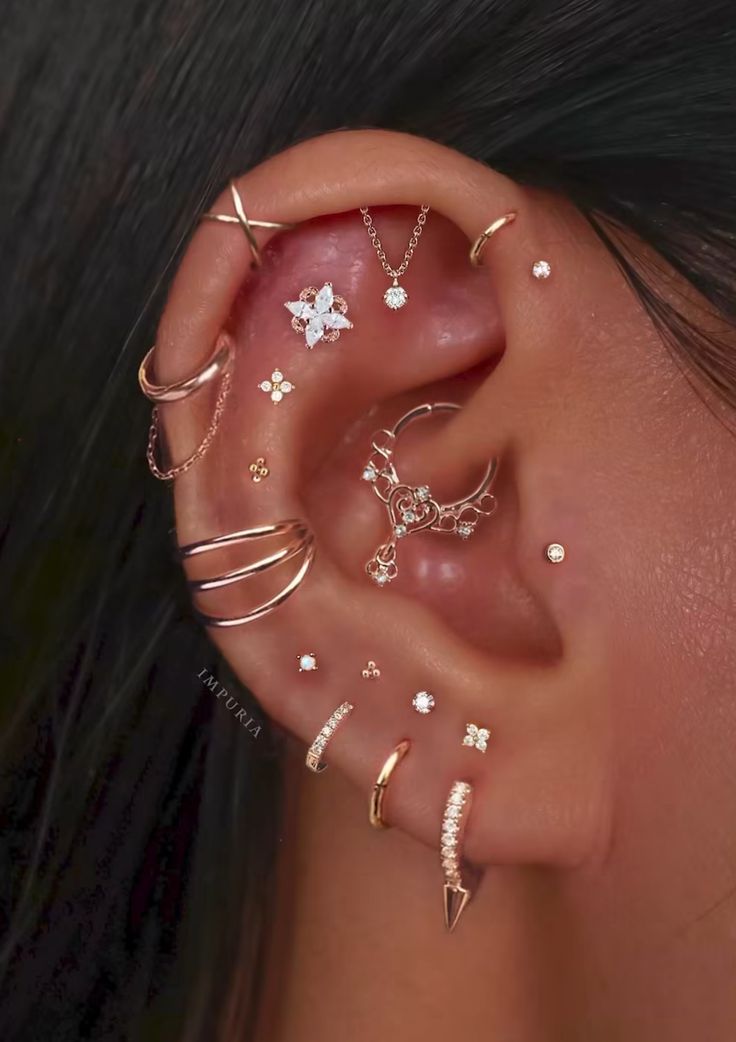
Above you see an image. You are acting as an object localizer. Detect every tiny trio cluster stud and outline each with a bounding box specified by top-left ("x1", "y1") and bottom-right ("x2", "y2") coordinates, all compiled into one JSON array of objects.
[
  {"x1": 361, "y1": 660, "x2": 381, "y2": 680},
  {"x1": 285, "y1": 282, "x2": 353, "y2": 349},
  {"x1": 361, "y1": 402, "x2": 498, "y2": 586}
]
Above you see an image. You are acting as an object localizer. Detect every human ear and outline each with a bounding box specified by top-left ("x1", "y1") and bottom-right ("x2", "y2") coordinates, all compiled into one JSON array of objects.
[{"x1": 146, "y1": 129, "x2": 651, "y2": 892}]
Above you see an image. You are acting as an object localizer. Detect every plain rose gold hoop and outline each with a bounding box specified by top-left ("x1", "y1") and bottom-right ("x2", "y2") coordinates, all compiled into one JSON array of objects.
[
  {"x1": 138, "y1": 332, "x2": 235, "y2": 481},
  {"x1": 179, "y1": 519, "x2": 316, "y2": 627},
  {"x1": 369, "y1": 739, "x2": 411, "y2": 829},
  {"x1": 361, "y1": 402, "x2": 498, "y2": 586},
  {"x1": 202, "y1": 181, "x2": 294, "y2": 267},
  {"x1": 468, "y1": 211, "x2": 518, "y2": 266}
]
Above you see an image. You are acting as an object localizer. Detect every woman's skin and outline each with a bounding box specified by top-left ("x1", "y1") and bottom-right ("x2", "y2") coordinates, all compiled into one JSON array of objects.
[{"x1": 156, "y1": 132, "x2": 736, "y2": 1041}]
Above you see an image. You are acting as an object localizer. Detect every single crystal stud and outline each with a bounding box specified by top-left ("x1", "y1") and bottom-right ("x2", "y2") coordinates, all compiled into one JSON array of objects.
[
  {"x1": 412, "y1": 691, "x2": 435, "y2": 715},
  {"x1": 462, "y1": 723, "x2": 491, "y2": 753},
  {"x1": 297, "y1": 652, "x2": 319, "y2": 672},
  {"x1": 532, "y1": 260, "x2": 552, "y2": 280},
  {"x1": 546, "y1": 542, "x2": 566, "y2": 564}
]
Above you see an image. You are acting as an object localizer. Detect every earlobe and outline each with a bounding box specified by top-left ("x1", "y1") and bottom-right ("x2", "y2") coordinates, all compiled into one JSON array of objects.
[{"x1": 146, "y1": 129, "x2": 617, "y2": 924}]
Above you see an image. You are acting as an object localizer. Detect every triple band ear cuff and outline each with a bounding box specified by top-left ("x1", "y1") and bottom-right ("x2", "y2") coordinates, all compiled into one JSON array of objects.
[
  {"x1": 138, "y1": 331, "x2": 235, "y2": 480},
  {"x1": 362, "y1": 402, "x2": 498, "y2": 586},
  {"x1": 202, "y1": 180, "x2": 294, "y2": 268},
  {"x1": 178, "y1": 519, "x2": 315, "y2": 626}
]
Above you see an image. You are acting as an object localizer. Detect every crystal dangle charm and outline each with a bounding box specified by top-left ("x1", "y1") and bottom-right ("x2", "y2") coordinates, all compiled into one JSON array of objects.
[{"x1": 383, "y1": 278, "x2": 408, "y2": 310}]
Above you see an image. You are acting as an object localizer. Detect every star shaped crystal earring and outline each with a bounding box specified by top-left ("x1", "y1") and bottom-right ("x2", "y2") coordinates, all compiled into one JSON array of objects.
[
  {"x1": 462, "y1": 723, "x2": 490, "y2": 753},
  {"x1": 284, "y1": 282, "x2": 353, "y2": 349}
]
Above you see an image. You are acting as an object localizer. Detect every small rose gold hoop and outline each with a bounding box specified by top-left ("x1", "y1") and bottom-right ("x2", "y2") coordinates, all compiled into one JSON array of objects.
[
  {"x1": 179, "y1": 520, "x2": 315, "y2": 626},
  {"x1": 469, "y1": 211, "x2": 518, "y2": 266},
  {"x1": 369, "y1": 739, "x2": 411, "y2": 829},
  {"x1": 306, "y1": 702, "x2": 354, "y2": 773},
  {"x1": 441, "y1": 780, "x2": 474, "y2": 932},
  {"x1": 202, "y1": 181, "x2": 294, "y2": 267},
  {"x1": 138, "y1": 333, "x2": 233, "y2": 402}
]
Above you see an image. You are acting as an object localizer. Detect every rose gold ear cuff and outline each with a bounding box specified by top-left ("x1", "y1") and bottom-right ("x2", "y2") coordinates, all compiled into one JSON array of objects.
[
  {"x1": 202, "y1": 181, "x2": 294, "y2": 267},
  {"x1": 306, "y1": 702, "x2": 354, "y2": 772},
  {"x1": 362, "y1": 402, "x2": 498, "y2": 585},
  {"x1": 178, "y1": 519, "x2": 315, "y2": 626},
  {"x1": 441, "y1": 780, "x2": 474, "y2": 932},
  {"x1": 369, "y1": 739, "x2": 411, "y2": 829},
  {"x1": 469, "y1": 211, "x2": 517, "y2": 266},
  {"x1": 138, "y1": 332, "x2": 235, "y2": 480}
]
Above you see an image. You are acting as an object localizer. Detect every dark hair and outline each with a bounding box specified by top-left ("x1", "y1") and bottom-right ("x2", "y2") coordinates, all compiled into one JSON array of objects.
[{"x1": 2, "y1": 1, "x2": 734, "y2": 1038}]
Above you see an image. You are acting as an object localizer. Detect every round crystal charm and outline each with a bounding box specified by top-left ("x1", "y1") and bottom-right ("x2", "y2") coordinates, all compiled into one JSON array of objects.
[{"x1": 384, "y1": 283, "x2": 408, "y2": 309}]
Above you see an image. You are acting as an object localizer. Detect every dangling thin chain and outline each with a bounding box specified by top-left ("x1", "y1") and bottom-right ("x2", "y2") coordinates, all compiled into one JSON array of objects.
[{"x1": 359, "y1": 205, "x2": 430, "y2": 310}]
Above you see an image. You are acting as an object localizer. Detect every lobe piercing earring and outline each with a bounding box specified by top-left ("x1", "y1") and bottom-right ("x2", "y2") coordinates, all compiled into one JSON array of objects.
[
  {"x1": 369, "y1": 740, "x2": 411, "y2": 828},
  {"x1": 441, "y1": 781, "x2": 474, "y2": 932},
  {"x1": 469, "y1": 211, "x2": 518, "y2": 265},
  {"x1": 546, "y1": 542, "x2": 565, "y2": 563},
  {"x1": 463, "y1": 723, "x2": 490, "y2": 752},
  {"x1": 362, "y1": 403, "x2": 498, "y2": 586},
  {"x1": 298, "y1": 652, "x2": 319, "y2": 672},
  {"x1": 259, "y1": 369, "x2": 294, "y2": 404},
  {"x1": 412, "y1": 691, "x2": 435, "y2": 714},
  {"x1": 532, "y1": 259, "x2": 552, "y2": 279},
  {"x1": 249, "y1": 457, "x2": 269, "y2": 483},
  {"x1": 284, "y1": 282, "x2": 353, "y2": 349},
  {"x1": 305, "y1": 702, "x2": 354, "y2": 773},
  {"x1": 362, "y1": 661, "x2": 381, "y2": 680}
]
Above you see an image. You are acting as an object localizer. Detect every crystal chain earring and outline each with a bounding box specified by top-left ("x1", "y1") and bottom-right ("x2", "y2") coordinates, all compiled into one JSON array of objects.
[{"x1": 360, "y1": 205, "x2": 429, "y2": 310}]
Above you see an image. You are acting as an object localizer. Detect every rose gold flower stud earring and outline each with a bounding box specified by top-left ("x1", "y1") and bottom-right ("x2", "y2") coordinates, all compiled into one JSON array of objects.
[{"x1": 285, "y1": 282, "x2": 353, "y2": 349}]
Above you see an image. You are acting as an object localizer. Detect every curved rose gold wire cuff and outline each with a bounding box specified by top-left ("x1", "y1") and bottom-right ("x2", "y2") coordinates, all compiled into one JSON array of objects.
[
  {"x1": 440, "y1": 780, "x2": 474, "y2": 933},
  {"x1": 469, "y1": 211, "x2": 518, "y2": 266},
  {"x1": 369, "y1": 739, "x2": 411, "y2": 829},
  {"x1": 179, "y1": 520, "x2": 316, "y2": 626},
  {"x1": 306, "y1": 702, "x2": 354, "y2": 773},
  {"x1": 138, "y1": 333, "x2": 233, "y2": 402},
  {"x1": 202, "y1": 181, "x2": 294, "y2": 267}
]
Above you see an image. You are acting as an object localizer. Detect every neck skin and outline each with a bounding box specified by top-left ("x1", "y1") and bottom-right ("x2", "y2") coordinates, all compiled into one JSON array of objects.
[{"x1": 253, "y1": 744, "x2": 736, "y2": 1042}]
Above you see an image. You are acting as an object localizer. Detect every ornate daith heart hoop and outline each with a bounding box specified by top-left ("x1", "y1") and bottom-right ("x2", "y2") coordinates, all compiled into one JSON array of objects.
[{"x1": 361, "y1": 402, "x2": 498, "y2": 586}]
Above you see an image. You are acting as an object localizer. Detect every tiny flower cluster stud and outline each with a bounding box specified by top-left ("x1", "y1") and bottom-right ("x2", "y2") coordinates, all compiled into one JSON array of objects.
[
  {"x1": 284, "y1": 282, "x2": 353, "y2": 349},
  {"x1": 249, "y1": 457, "x2": 269, "y2": 483},
  {"x1": 259, "y1": 369, "x2": 294, "y2": 404},
  {"x1": 463, "y1": 723, "x2": 490, "y2": 753}
]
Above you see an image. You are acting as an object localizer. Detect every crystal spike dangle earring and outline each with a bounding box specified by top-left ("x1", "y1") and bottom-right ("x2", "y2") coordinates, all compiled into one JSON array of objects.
[{"x1": 360, "y1": 205, "x2": 429, "y2": 310}]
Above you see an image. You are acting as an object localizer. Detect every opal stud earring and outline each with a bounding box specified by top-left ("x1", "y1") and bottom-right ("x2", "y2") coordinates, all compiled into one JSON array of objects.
[{"x1": 297, "y1": 652, "x2": 319, "y2": 672}]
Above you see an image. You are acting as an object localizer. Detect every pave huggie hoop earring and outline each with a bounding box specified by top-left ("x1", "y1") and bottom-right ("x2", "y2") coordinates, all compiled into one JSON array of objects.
[
  {"x1": 179, "y1": 519, "x2": 315, "y2": 626},
  {"x1": 441, "y1": 780, "x2": 475, "y2": 932},
  {"x1": 469, "y1": 211, "x2": 518, "y2": 266},
  {"x1": 369, "y1": 739, "x2": 411, "y2": 829},
  {"x1": 202, "y1": 181, "x2": 294, "y2": 268},
  {"x1": 362, "y1": 402, "x2": 498, "y2": 586},
  {"x1": 138, "y1": 332, "x2": 235, "y2": 480}
]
